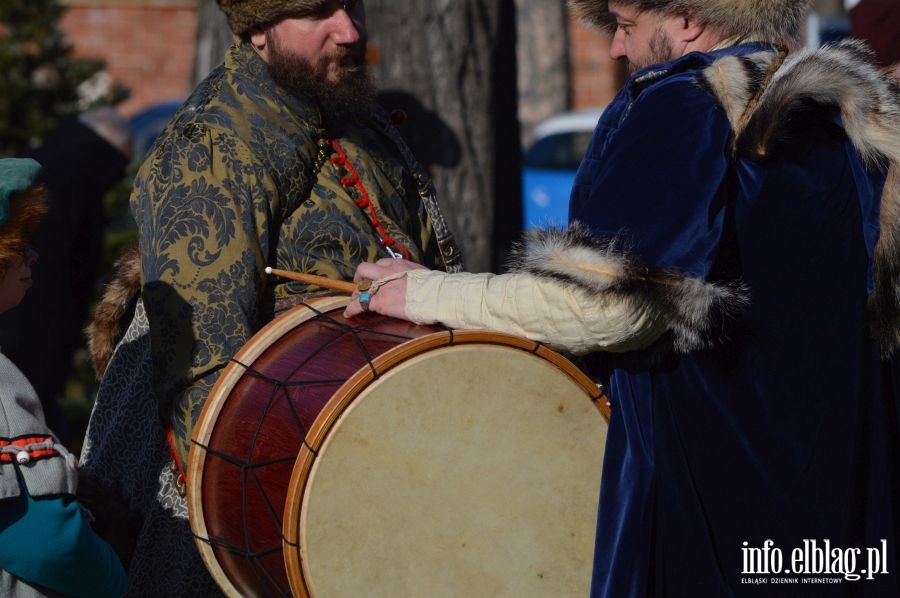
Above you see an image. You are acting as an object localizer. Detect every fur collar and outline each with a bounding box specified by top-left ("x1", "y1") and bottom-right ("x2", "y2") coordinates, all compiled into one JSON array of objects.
[
  {"x1": 702, "y1": 40, "x2": 900, "y2": 166},
  {"x1": 702, "y1": 39, "x2": 900, "y2": 356},
  {"x1": 512, "y1": 40, "x2": 899, "y2": 356}
]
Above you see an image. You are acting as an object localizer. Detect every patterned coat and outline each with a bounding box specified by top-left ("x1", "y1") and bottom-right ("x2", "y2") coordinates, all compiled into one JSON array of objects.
[
  {"x1": 80, "y1": 40, "x2": 461, "y2": 596},
  {"x1": 132, "y1": 41, "x2": 461, "y2": 465}
]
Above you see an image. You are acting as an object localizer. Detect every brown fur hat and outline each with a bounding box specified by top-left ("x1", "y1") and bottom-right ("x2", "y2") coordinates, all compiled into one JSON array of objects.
[
  {"x1": 568, "y1": 0, "x2": 812, "y2": 46},
  {"x1": 217, "y1": 0, "x2": 328, "y2": 36},
  {"x1": 0, "y1": 159, "x2": 48, "y2": 271}
]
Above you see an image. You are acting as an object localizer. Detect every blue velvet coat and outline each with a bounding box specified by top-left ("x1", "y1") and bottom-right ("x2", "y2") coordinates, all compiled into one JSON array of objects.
[{"x1": 571, "y1": 43, "x2": 900, "y2": 597}]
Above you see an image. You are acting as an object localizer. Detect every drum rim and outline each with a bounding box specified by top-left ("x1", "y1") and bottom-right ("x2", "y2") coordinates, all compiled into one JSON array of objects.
[
  {"x1": 187, "y1": 295, "x2": 351, "y2": 597},
  {"x1": 280, "y1": 309, "x2": 609, "y2": 598},
  {"x1": 186, "y1": 295, "x2": 611, "y2": 598}
]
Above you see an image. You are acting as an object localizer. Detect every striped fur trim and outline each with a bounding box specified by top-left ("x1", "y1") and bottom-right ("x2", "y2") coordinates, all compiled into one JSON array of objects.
[
  {"x1": 872, "y1": 165, "x2": 900, "y2": 356},
  {"x1": 507, "y1": 222, "x2": 748, "y2": 353},
  {"x1": 702, "y1": 39, "x2": 900, "y2": 356}
]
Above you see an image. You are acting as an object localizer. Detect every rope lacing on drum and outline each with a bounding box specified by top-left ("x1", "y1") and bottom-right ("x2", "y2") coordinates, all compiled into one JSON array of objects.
[
  {"x1": 190, "y1": 302, "x2": 451, "y2": 584},
  {"x1": 191, "y1": 530, "x2": 292, "y2": 598},
  {"x1": 301, "y1": 299, "x2": 442, "y2": 379}
]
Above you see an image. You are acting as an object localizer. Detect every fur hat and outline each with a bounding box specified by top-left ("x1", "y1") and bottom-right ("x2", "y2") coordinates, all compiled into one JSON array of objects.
[
  {"x1": 568, "y1": 0, "x2": 812, "y2": 45},
  {"x1": 0, "y1": 158, "x2": 48, "y2": 268},
  {"x1": 217, "y1": 0, "x2": 327, "y2": 36}
]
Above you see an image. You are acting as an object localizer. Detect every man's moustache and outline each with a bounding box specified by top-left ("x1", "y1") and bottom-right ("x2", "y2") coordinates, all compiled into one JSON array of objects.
[{"x1": 321, "y1": 46, "x2": 365, "y2": 67}]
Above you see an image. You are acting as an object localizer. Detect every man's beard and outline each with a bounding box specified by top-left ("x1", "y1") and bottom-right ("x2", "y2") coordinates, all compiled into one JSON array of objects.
[
  {"x1": 628, "y1": 26, "x2": 676, "y2": 73},
  {"x1": 265, "y1": 35, "x2": 377, "y2": 126}
]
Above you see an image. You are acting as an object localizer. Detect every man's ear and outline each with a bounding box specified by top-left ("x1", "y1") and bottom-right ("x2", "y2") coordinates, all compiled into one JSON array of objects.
[
  {"x1": 249, "y1": 29, "x2": 268, "y2": 55},
  {"x1": 678, "y1": 13, "x2": 705, "y2": 44}
]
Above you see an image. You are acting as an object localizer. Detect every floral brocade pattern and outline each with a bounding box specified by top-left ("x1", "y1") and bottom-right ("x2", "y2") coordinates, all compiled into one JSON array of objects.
[
  {"x1": 79, "y1": 40, "x2": 461, "y2": 594},
  {"x1": 132, "y1": 41, "x2": 454, "y2": 465},
  {"x1": 80, "y1": 302, "x2": 222, "y2": 596}
]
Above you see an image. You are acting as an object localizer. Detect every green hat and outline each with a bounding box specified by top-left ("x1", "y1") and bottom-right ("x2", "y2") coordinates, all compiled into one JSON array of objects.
[{"x1": 0, "y1": 158, "x2": 42, "y2": 225}]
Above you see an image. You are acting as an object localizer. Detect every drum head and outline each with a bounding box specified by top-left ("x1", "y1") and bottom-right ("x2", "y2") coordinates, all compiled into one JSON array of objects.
[{"x1": 284, "y1": 333, "x2": 608, "y2": 597}]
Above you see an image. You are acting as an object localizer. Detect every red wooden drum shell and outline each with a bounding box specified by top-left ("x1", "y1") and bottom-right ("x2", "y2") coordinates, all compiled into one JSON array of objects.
[
  {"x1": 188, "y1": 296, "x2": 444, "y2": 596},
  {"x1": 188, "y1": 296, "x2": 609, "y2": 597}
]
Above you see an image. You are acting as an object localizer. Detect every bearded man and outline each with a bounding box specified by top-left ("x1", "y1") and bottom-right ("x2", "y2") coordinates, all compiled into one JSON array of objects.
[
  {"x1": 347, "y1": 0, "x2": 900, "y2": 596},
  {"x1": 78, "y1": 1, "x2": 461, "y2": 595}
]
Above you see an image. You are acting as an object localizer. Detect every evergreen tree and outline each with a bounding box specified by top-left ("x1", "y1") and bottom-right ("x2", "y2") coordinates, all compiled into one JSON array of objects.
[{"x1": 0, "y1": 0, "x2": 128, "y2": 156}]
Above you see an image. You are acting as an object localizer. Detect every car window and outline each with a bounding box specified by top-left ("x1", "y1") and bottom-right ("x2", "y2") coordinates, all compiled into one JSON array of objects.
[{"x1": 524, "y1": 131, "x2": 594, "y2": 170}]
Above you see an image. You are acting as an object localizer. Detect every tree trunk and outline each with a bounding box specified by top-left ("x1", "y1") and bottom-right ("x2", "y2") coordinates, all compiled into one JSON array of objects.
[
  {"x1": 192, "y1": 0, "x2": 232, "y2": 87},
  {"x1": 191, "y1": 1, "x2": 522, "y2": 271},
  {"x1": 367, "y1": 0, "x2": 521, "y2": 272},
  {"x1": 515, "y1": 0, "x2": 570, "y2": 146}
]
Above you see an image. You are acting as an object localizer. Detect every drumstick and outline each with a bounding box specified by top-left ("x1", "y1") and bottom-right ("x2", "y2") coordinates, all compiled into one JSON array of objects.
[{"x1": 265, "y1": 267, "x2": 357, "y2": 294}]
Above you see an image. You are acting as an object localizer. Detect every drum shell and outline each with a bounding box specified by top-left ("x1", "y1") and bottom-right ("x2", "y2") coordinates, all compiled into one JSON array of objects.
[
  {"x1": 188, "y1": 297, "x2": 445, "y2": 597},
  {"x1": 189, "y1": 296, "x2": 609, "y2": 598}
]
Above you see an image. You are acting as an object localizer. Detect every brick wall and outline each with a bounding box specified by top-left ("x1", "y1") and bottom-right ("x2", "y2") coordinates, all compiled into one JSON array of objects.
[
  {"x1": 60, "y1": 1, "x2": 199, "y2": 117},
  {"x1": 568, "y1": 16, "x2": 625, "y2": 109},
  {"x1": 58, "y1": 3, "x2": 619, "y2": 119},
  {"x1": 56, "y1": 3, "x2": 848, "y2": 125}
]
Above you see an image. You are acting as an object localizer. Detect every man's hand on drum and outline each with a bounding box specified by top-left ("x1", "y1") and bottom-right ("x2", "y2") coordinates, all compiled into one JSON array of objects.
[{"x1": 344, "y1": 258, "x2": 428, "y2": 319}]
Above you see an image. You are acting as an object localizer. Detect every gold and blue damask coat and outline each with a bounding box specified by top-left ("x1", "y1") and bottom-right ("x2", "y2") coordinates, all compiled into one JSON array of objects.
[{"x1": 132, "y1": 41, "x2": 461, "y2": 464}]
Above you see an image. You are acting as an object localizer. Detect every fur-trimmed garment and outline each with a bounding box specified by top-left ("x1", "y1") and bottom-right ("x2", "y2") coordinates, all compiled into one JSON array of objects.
[
  {"x1": 568, "y1": 0, "x2": 812, "y2": 45},
  {"x1": 79, "y1": 40, "x2": 461, "y2": 597},
  {"x1": 331, "y1": 36, "x2": 900, "y2": 597},
  {"x1": 508, "y1": 222, "x2": 748, "y2": 354},
  {"x1": 544, "y1": 40, "x2": 898, "y2": 597},
  {"x1": 397, "y1": 220, "x2": 746, "y2": 359},
  {"x1": 83, "y1": 38, "x2": 899, "y2": 598}
]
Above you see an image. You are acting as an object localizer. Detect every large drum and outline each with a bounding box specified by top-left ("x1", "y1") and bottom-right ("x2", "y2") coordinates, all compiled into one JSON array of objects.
[{"x1": 188, "y1": 296, "x2": 609, "y2": 598}]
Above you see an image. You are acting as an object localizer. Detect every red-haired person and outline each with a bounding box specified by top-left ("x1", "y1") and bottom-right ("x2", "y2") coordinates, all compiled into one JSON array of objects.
[{"x1": 0, "y1": 158, "x2": 126, "y2": 598}]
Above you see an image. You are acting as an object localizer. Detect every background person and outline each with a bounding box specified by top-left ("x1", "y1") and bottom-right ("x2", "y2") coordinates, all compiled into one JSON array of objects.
[
  {"x1": 0, "y1": 157, "x2": 127, "y2": 598},
  {"x1": 0, "y1": 107, "x2": 133, "y2": 446},
  {"x1": 347, "y1": 0, "x2": 900, "y2": 595},
  {"x1": 78, "y1": 0, "x2": 461, "y2": 594}
]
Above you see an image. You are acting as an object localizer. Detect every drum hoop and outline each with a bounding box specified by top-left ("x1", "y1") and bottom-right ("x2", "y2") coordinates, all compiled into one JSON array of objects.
[
  {"x1": 186, "y1": 295, "x2": 610, "y2": 597},
  {"x1": 281, "y1": 313, "x2": 609, "y2": 598},
  {"x1": 187, "y1": 295, "x2": 350, "y2": 597}
]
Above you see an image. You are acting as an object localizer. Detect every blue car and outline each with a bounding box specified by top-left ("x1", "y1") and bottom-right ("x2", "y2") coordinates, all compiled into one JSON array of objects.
[{"x1": 522, "y1": 108, "x2": 604, "y2": 229}]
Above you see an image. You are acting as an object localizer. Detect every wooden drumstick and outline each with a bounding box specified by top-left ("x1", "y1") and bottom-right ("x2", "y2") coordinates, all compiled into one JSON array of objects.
[{"x1": 265, "y1": 267, "x2": 357, "y2": 294}]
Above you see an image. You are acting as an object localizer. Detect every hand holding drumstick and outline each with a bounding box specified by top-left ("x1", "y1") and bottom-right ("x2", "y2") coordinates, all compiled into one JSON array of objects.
[
  {"x1": 345, "y1": 259, "x2": 426, "y2": 318},
  {"x1": 265, "y1": 260, "x2": 427, "y2": 319},
  {"x1": 264, "y1": 267, "x2": 357, "y2": 293}
]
